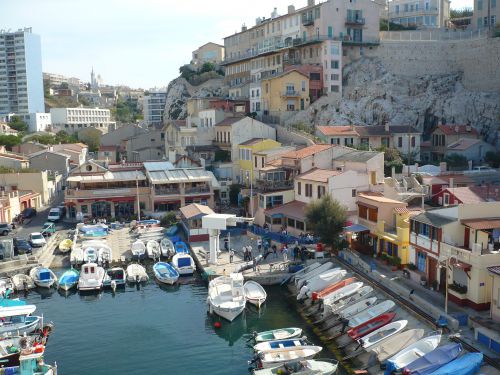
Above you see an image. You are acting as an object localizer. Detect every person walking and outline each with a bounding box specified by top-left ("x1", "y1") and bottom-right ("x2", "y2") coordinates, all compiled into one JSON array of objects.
[
  {"x1": 229, "y1": 249, "x2": 234, "y2": 263},
  {"x1": 272, "y1": 244, "x2": 278, "y2": 259},
  {"x1": 257, "y1": 238, "x2": 262, "y2": 253},
  {"x1": 252, "y1": 256, "x2": 257, "y2": 272},
  {"x1": 224, "y1": 237, "x2": 229, "y2": 251},
  {"x1": 242, "y1": 246, "x2": 247, "y2": 261},
  {"x1": 283, "y1": 245, "x2": 288, "y2": 262}
]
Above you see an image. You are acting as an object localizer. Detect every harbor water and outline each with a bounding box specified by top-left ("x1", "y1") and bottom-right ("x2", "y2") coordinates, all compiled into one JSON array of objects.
[{"x1": 22, "y1": 272, "x2": 342, "y2": 374}]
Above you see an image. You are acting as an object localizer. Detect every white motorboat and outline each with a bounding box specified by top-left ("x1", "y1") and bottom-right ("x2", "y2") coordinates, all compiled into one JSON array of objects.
[
  {"x1": 254, "y1": 337, "x2": 309, "y2": 352},
  {"x1": 78, "y1": 263, "x2": 105, "y2": 291},
  {"x1": 297, "y1": 268, "x2": 347, "y2": 300},
  {"x1": 29, "y1": 267, "x2": 57, "y2": 288},
  {"x1": 126, "y1": 264, "x2": 149, "y2": 283},
  {"x1": 146, "y1": 240, "x2": 161, "y2": 260},
  {"x1": 369, "y1": 329, "x2": 425, "y2": 363},
  {"x1": 254, "y1": 328, "x2": 303, "y2": 343},
  {"x1": 321, "y1": 282, "x2": 364, "y2": 312},
  {"x1": 257, "y1": 346, "x2": 323, "y2": 369},
  {"x1": 0, "y1": 305, "x2": 41, "y2": 335},
  {"x1": 97, "y1": 245, "x2": 112, "y2": 266},
  {"x1": 358, "y1": 320, "x2": 408, "y2": 349},
  {"x1": 134, "y1": 226, "x2": 164, "y2": 235},
  {"x1": 326, "y1": 286, "x2": 374, "y2": 316},
  {"x1": 244, "y1": 281, "x2": 267, "y2": 308},
  {"x1": 11, "y1": 274, "x2": 35, "y2": 292},
  {"x1": 289, "y1": 262, "x2": 321, "y2": 282},
  {"x1": 385, "y1": 334, "x2": 442, "y2": 372},
  {"x1": 347, "y1": 300, "x2": 396, "y2": 328},
  {"x1": 103, "y1": 267, "x2": 127, "y2": 291},
  {"x1": 337, "y1": 297, "x2": 378, "y2": 320},
  {"x1": 253, "y1": 359, "x2": 338, "y2": 375},
  {"x1": 153, "y1": 262, "x2": 179, "y2": 285},
  {"x1": 295, "y1": 262, "x2": 334, "y2": 289},
  {"x1": 160, "y1": 237, "x2": 175, "y2": 257},
  {"x1": 131, "y1": 240, "x2": 146, "y2": 259},
  {"x1": 172, "y1": 252, "x2": 196, "y2": 275},
  {"x1": 70, "y1": 247, "x2": 84, "y2": 266},
  {"x1": 207, "y1": 273, "x2": 246, "y2": 322},
  {"x1": 83, "y1": 247, "x2": 98, "y2": 263}
]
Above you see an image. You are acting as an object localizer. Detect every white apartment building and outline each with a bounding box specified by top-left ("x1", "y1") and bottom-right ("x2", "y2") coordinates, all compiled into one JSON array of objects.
[
  {"x1": 43, "y1": 72, "x2": 81, "y2": 87},
  {"x1": 387, "y1": 0, "x2": 450, "y2": 28},
  {"x1": 474, "y1": 0, "x2": 498, "y2": 29},
  {"x1": 22, "y1": 112, "x2": 51, "y2": 132},
  {"x1": 143, "y1": 89, "x2": 167, "y2": 126},
  {"x1": 0, "y1": 28, "x2": 44, "y2": 115},
  {"x1": 50, "y1": 107, "x2": 113, "y2": 134}
]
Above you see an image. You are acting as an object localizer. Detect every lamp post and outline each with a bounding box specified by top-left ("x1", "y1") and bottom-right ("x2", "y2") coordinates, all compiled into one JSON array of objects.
[
  {"x1": 136, "y1": 176, "x2": 141, "y2": 222},
  {"x1": 246, "y1": 171, "x2": 254, "y2": 218}
]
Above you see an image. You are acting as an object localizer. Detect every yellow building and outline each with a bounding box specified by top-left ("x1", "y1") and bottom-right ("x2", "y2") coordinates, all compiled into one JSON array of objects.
[
  {"x1": 261, "y1": 70, "x2": 310, "y2": 115},
  {"x1": 238, "y1": 138, "x2": 281, "y2": 186}
]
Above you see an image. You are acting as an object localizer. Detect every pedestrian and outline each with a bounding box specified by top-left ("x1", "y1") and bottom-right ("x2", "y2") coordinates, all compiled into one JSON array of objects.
[
  {"x1": 252, "y1": 256, "x2": 257, "y2": 272},
  {"x1": 257, "y1": 238, "x2": 262, "y2": 253},
  {"x1": 272, "y1": 244, "x2": 278, "y2": 259},
  {"x1": 283, "y1": 245, "x2": 288, "y2": 262},
  {"x1": 224, "y1": 237, "x2": 229, "y2": 251},
  {"x1": 293, "y1": 245, "x2": 299, "y2": 261},
  {"x1": 243, "y1": 246, "x2": 248, "y2": 261},
  {"x1": 229, "y1": 249, "x2": 234, "y2": 263},
  {"x1": 300, "y1": 246, "x2": 306, "y2": 262}
]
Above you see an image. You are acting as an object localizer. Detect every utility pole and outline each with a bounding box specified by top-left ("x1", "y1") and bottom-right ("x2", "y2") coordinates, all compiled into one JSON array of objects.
[{"x1": 136, "y1": 176, "x2": 141, "y2": 221}]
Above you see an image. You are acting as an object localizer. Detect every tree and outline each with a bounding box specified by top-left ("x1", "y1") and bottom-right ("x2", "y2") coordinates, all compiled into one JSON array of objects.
[
  {"x1": 78, "y1": 128, "x2": 101, "y2": 152},
  {"x1": 378, "y1": 147, "x2": 404, "y2": 176},
  {"x1": 160, "y1": 212, "x2": 177, "y2": 227},
  {"x1": 0, "y1": 135, "x2": 22, "y2": 149},
  {"x1": 485, "y1": 151, "x2": 500, "y2": 168},
  {"x1": 450, "y1": 7, "x2": 473, "y2": 18},
  {"x1": 305, "y1": 195, "x2": 347, "y2": 251},
  {"x1": 444, "y1": 153, "x2": 468, "y2": 170},
  {"x1": 380, "y1": 20, "x2": 417, "y2": 31},
  {"x1": 179, "y1": 64, "x2": 195, "y2": 80},
  {"x1": 200, "y1": 62, "x2": 216, "y2": 73},
  {"x1": 8, "y1": 116, "x2": 28, "y2": 132}
]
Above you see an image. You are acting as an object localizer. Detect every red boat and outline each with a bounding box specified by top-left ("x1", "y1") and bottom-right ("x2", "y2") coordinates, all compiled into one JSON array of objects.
[
  {"x1": 347, "y1": 312, "x2": 396, "y2": 340},
  {"x1": 312, "y1": 277, "x2": 356, "y2": 301}
]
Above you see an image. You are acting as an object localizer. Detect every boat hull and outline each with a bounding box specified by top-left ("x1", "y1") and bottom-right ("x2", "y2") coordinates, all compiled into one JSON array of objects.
[
  {"x1": 34, "y1": 280, "x2": 55, "y2": 289},
  {"x1": 0, "y1": 316, "x2": 40, "y2": 335},
  {"x1": 209, "y1": 301, "x2": 245, "y2": 322},
  {"x1": 255, "y1": 328, "x2": 303, "y2": 343}
]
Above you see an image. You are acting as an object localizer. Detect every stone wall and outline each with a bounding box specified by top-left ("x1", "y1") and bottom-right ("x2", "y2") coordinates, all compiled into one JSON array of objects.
[{"x1": 275, "y1": 124, "x2": 315, "y2": 146}]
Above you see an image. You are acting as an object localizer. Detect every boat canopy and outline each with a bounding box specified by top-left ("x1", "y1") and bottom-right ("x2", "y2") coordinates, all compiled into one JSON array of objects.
[{"x1": 0, "y1": 304, "x2": 36, "y2": 318}]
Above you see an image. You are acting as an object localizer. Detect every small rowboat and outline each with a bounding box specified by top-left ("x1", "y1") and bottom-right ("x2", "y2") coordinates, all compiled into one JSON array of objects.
[
  {"x1": 244, "y1": 281, "x2": 267, "y2": 308},
  {"x1": 348, "y1": 300, "x2": 396, "y2": 328},
  {"x1": 253, "y1": 359, "x2": 338, "y2": 375},
  {"x1": 58, "y1": 239, "x2": 73, "y2": 253},
  {"x1": 358, "y1": 319, "x2": 408, "y2": 349},
  {"x1": 297, "y1": 268, "x2": 347, "y2": 300},
  {"x1": 326, "y1": 286, "x2": 374, "y2": 316},
  {"x1": 347, "y1": 312, "x2": 396, "y2": 340},
  {"x1": 146, "y1": 240, "x2": 161, "y2": 260},
  {"x1": 58, "y1": 268, "x2": 79, "y2": 291},
  {"x1": 337, "y1": 297, "x2": 378, "y2": 320},
  {"x1": 126, "y1": 264, "x2": 149, "y2": 283},
  {"x1": 257, "y1": 346, "x2": 323, "y2": 368},
  {"x1": 370, "y1": 328, "x2": 425, "y2": 363},
  {"x1": 254, "y1": 337, "x2": 309, "y2": 353},
  {"x1": 322, "y1": 282, "x2": 364, "y2": 309},
  {"x1": 312, "y1": 276, "x2": 356, "y2": 301},
  {"x1": 153, "y1": 262, "x2": 179, "y2": 285},
  {"x1": 426, "y1": 352, "x2": 482, "y2": 375},
  {"x1": 131, "y1": 240, "x2": 146, "y2": 259},
  {"x1": 295, "y1": 262, "x2": 334, "y2": 289},
  {"x1": 254, "y1": 328, "x2": 303, "y2": 343}
]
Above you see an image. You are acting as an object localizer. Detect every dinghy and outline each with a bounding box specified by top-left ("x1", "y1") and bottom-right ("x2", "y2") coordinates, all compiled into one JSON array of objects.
[
  {"x1": 348, "y1": 312, "x2": 396, "y2": 340},
  {"x1": 322, "y1": 282, "x2": 364, "y2": 309},
  {"x1": 172, "y1": 252, "x2": 196, "y2": 275},
  {"x1": 0, "y1": 305, "x2": 41, "y2": 335},
  {"x1": 404, "y1": 343, "x2": 463, "y2": 375},
  {"x1": 175, "y1": 241, "x2": 189, "y2": 253},
  {"x1": 254, "y1": 328, "x2": 303, "y2": 343},
  {"x1": 207, "y1": 273, "x2": 246, "y2": 322},
  {"x1": 103, "y1": 267, "x2": 127, "y2": 290},
  {"x1": 70, "y1": 247, "x2": 84, "y2": 267},
  {"x1": 83, "y1": 247, "x2": 98, "y2": 263},
  {"x1": 254, "y1": 337, "x2": 310, "y2": 352},
  {"x1": 337, "y1": 297, "x2": 378, "y2": 320},
  {"x1": 58, "y1": 268, "x2": 79, "y2": 291},
  {"x1": 126, "y1": 264, "x2": 149, "y2": 283},
  {"x1": 326, "y1": 286, "x2": 374, "y2": 316},
  {"x1": 29, "y1": 267, "x2": 57, "y2": 288},
  {"x1": 153, "y1": 262, "x2": 179, "y2": 285},
  {"x1": 11, "y1": 274, "x2": 35, "y2": 292},
  {"x1": 285, "y1": 262, "x2": 321, "y2": 284},
  {"x1": 78, "y1": 263, "x2": 105, "y2": 291},
  {"x1": 0, "y1": 277, "x2": 14, "y2": 295},
  {"x1": 357, "y1": 320, "x2": 408, "y2": 349},
  {"x1": 369, "y1": 329, "x2": 425, "y2": 364},
  {"x1": 295, "y1": 262, "x2": 333, "y2": 288},
  {"x1": 297, "y1": 268, "x2": 347, "y2": 300},
  {"x1": 244, "y1": 281, "x2": 267, "y2": 308},
  {"x1": 160, "y1": 237, "x2": 175, "y2": 257},
  {"x1": 312, "y1": 276, "x2": 357, "y2": 301},
  {"x1": 256, "y1": 346, "x2": 323, "y2": 369},
  {"x1": 58, "y1": 238, "x2": 73, "y2": 253},
  {"x1": 131, "y1": 240, "x2": 146, "y2": 259},
  {"x1": 384, "y1": 334, "x2": 442, "y2": 375},
  {"x1": 253, "y1": 359, "x2": 338, "y2": 375},
  {"x1": 146, "y1": 240, "x2": 161, "y2": 260},
  {"x1": 427, "y1": 352, "x2": 482, "y2": 375},
  {"x1": 347, "y1": 300, "x2": 396, "y2": 328},
  {"x1": 97, "y1": 245, "x2": 112, "y2": 266}
]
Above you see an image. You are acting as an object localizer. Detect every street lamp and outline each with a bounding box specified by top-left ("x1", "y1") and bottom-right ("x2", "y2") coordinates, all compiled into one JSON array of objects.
[
  {"x1": 136, "y1": 175, "x2": 141, "y2": 222},
  {"x1": 246, "y1": 170, "x2": 254, "y2": 218}
]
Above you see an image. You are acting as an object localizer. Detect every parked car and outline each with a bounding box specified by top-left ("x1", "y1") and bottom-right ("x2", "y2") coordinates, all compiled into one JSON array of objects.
[
  {"x1": 47, "y1": 208, "x2": 61, "y2": 222},
  {"x1": 41, "y1": 222, "x2": 56, "y2": 237},
  {"x1": 13, "y1": 238, "x2": 32, "y2": 255},
  {"x1": 0, "y1": 223, "x2": 12, "y2": 236},
  {"x1": 29, "y1": 232, "x2": 46, "y2": 247},
  {"x1": 58, "y1": 203, "x2": 66, "y2": 216},
  {"x1": 21, "y1": 208, "x2": 37, "y2": 219}
]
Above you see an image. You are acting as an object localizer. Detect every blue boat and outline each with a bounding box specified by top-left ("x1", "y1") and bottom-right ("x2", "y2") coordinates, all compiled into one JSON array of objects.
[
  {"x1": 427, "y1": 352, "x2": 483, "y2": 375},
  {"x1": 175, "y1": 241, "x2": 189, "y2": 253},
  {"x1": 137, "y1": 219, "x2": 160, "y2": 226},
  {"x1": 254, "y1": 337, "x2": 309, "y2": 352},
  {"x1": 404, "y1": 343, "x2": 463, "y2": 375},
  {"x1": 165, "y1": 225, "x2": 178, "y2": 237},
  {"x1": 58, "y1": 268, "x2": 80, "y2": 291},
  {"x1": 153, "y1": 262, "x2": 179, "y2": 285}
]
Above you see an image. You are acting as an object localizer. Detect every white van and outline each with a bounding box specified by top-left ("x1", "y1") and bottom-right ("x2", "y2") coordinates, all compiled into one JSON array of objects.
[{"x1": 47, "y1": 208, "x2": 61, "y2": 222}]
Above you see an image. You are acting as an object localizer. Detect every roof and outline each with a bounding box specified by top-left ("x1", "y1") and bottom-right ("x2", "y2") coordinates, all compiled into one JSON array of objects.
[
  {"x1": 147, "y1": 168, "x2": 215, "y2": 184},
  {"x1": 239, "y1": 138, "x2": 267, "y2": 146},
  {"x1": 422, "y1": 176, "x2": 448, "y2": 185},
  {"x1": 412, "y1": 211, "x2": 456, "y2": 227},
  {"x1": 296, "y1": 168, "x2": 341, "y2": 183},
  {"x1": 185, "y1": 144, "x2": 220, "y2": 152},
  {"x1": 0, "y1": 153, "x2": 28, "y2": 161},
  {"x1": 281, "y1": 144, "x2": 333, "y2": 159},
  {"x1": 254, "y1": 146, "x2": 296, "y2": 156},
  {"x1": 214, "y1": 116, "x2": 245, "y2": 127},
  {"x1": 436, "y1": 124, "x2": 479, "y2": 136},
  {"x1": 29, "y1": 149, "x2": 69, "y2": 160},
  {"x1": 265, "y1": 200, "x2": 307, "y2": 221},
  {"x1": 461, "y1": 218, "x2": 500, "y2": 230},
  {"x1": 196, "y1": 41, "x2": 224, "y2": 49},
  {"x1": 98, "y1": 145, "x2": 119, "y2": 152},
  {"x1": 333, "y1": 150, "x2": 380, "y2": 163},
  {"x1": 143, "y1": 161, "x2": 175, "y2": 172},
  {"x1": 487, "y1": 266, "x2": 500, "y2": 276},
  {"x1": 355, "y1": 125, "x2": 420, "y2": 136},
  {"x1": 66, "y1": 170, "x2": 147, "y2": 182},
  {"x1": 180, "y1": 203, "x2": 214, "y2": 219},
  {"x1": 440, "y1": 186, "x2": 500, "y2": 203},
  {"x1": 317, "y1": 126, "x2": 359, "y2": 136},
  {"x1": 394, "y1": 207, "x2": 410, "y2": 214},
  {"x1": 447, "y1": 138, "x2": 483, "y2": 151},
  {"x1": 261, "y1": 68, "x2": 309, "y2": 80},
  {"x1": 358, "y1": 192, "x2": 406, "y2": 205},
  {"x1": 52, "y1": 143, "x2": 87, "y2": 152}
]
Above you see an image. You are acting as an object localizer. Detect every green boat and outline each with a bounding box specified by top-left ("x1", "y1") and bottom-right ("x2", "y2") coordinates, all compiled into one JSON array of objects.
[{"x1": 254, "y1": 327, "x2": 303, "y2": 342}]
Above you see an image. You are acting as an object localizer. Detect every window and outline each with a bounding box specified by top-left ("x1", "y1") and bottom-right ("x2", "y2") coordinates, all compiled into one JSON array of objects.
[
  {"x1": 478, "y1": 0, "x2": 483, "y2": 10},
  {"x1": 254, "y1": 157, "x2": 258, "y2": 168},
  {"x1": 331, "y1": 74, "x2": 339, "y2": 81},
  {"x1": 443, "y1": 193, "x2": 450, "y2": 206},
  {"x1": 310, "y1": 72, "x2": 321, "y2": 80},
  {"x1": 317, "y1": 185, "x2": 325, "y2": 198},
  {"x1": 352, "y1": 189, "x2": 356, "y2": 197},
  {"x1": 411, "y1": 136, "x2": 416, "y2": 147},
  {"x1": 381, "y1": 137, "x2": 390, "y2": 147},
  {"x1": 296, "y1": 221, "x2": 305, "y2": 230},
  {"x1": 301, "y1": 81, "x2": 306, "y2": 92},
  {"x1": 358, "y1": 204, "x2": 368, "y2": 219},
  {"x1": 330, "y1": 60, "x2": 339, "y2": 69},
  {"x1": 330, "y1": 85, "x2": 339, "y2": 93},
  {"x1": 417, "y1": 251, "x2": 426, "y2": 272},
  {"x1": 368, "y1": 208, "x2": 378, "y2": 222},
  {"x1": 297, "y1": 182, "x2": 301, "y2": 195},
  {"x1": 287, "y1": 218, "x2": 295, "y2": 228},
  {"x1": 305, "y1": 184, "x2": 312, "y2": 197},
  {"x1": 493, "y1": 0, "x2": 497, "y2": 8},
  {"x1": 398, "y1": 137, "x2": 403, "y2": 148},
  {"x1": 420, "y1": 223, "x2": 430, "y2": 237}
]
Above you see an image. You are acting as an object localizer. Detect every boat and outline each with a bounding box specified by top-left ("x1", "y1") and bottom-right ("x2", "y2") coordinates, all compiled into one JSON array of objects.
[
  {"x1": 131, "y1": 240, "x2": 146, "y2": 259},
  {"x1": 322, "y1": 282, "x2": 364, "y2": 310},
  {"x1": 79, "y1": 224, "x2": 108, "y2": 238},
  {"x1": 0, "y1": 277, "x2": 14, "y2": 295},
  {"x1": 11, "y1": 274, "x2": 35, "y2": 292},
  {"x1": 0, "y1": 305, "x2": 41, "y2": 335},
  {"x1": 207, "y1": 273, "x2": 246, "y2": 322},
  {"x1": 172, "y1": 252, "x2": 196, "y2": 276},
  {"x1": 58, "y1": 268, "x2": 80, "y2": 291},
  {"x1": 348, "y1": 312, "x2": 396, "y2": 340},
  {"x1": 369, "y1": 329, "x2": 425, "y2": 364},
  {"x1": 153, "y1": 262, "x2": 179, "y2": 285},
  {"x1": 165, "y1": 225, "x2": 178, "y2": 237},
  {"x1": 312, "y1": 277, "x2": 357, "y2": 301},
  {"x1": 256, "y1": 346, "x2": 323, "y2": 369},
  {"x1": 295, "y1": 262, "x2": 334, "y2": 288},
  {"x1": 347, "y1": 300, "x2": 396, "y2": 328},
  {"x1": 384, "y1": 334, "x2": 442, "y2": 375},
  {"x1": 78, "y1": 262, "x2": 105, "y2": 291},
  {"x1": 254, "y1": 328, "x2": 303, "y2": 343},
  {"x1": 70, "y1": 247, "x2": 84, "y2": 266},
  {"x1": 253, "y1": 359, "x2": 338, "y2": 375},
  {"x1": 336, "y1": 297, "x2": 378, "y2": 320},
  {"x1": 126, "y1": 264, "x2": 149, "y2": 283},
  {"x1": 287, "y1": 262, "x2": 321, "y2": 283},
  {"x1": 146, "y1": 240, "x2": 161, "y2": 260},
  {"x1": 426, "y1": 352, "x2": 483, "y2": 375},
  {"x1": 357, "y1": 320, "x2": 408, "y2": 349},
  {"x1": 244, "y1": 281, "x2": 267, "y2": 308},
  {"x1": 297, "y1": 268, "x2": 347, "y2": 300},
  {"x1": 326, "y1": 286, "x2": 374, "y2": 316},
  {"x1": 103, "y1": 267, "x2": 127, "y2": 290},
  {"x1": 136, "y1": 219, "x2": 160, "y2": 227},
  {"x1": 175, "y1": 241, "x2": 189, "y2": 253},
  {"x1": 2, "y1": 351, "x2": 57, "y2": 374},
  {"x1": 254, "y1": 337, "x2": 309, "y2": 352},
  {"x1": 404, "y1": 343, "x2": 463, "y2": 375},
  {"x1": 134, "y1": 225, "x2": 164, "y2": 235},
  {"x1": 160, "y1": 237, "x2": 175, "y2": 258},
  {"x1": 83, "y1": 247, "x2": 98, "y2": 263},
  {"x1": 97, "y1": 245, "x2": 113, "y2": 266},
  {"x1": 29, "y1": 267, "x2": 57, "y2": 288},
  {"x1": 58, "y1": 238, "x2": 73, "y2": 253}
]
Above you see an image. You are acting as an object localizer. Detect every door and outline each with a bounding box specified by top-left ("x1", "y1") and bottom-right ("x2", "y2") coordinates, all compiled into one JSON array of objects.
[
  {"x1": 428, "y1": 257, "x2": 437, "y2": 285},
  {"x1": 328, "y1": 26, "x2": 333, "y2": 38},
  {"x1": 464, "y1": 227, "x2": 470, "y2": 249}
]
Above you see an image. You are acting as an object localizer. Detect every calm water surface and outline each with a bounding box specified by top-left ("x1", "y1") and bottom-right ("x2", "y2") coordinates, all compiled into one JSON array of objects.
[{"x1": 22, "y1": 271, "x2": 341, "y2": 375}]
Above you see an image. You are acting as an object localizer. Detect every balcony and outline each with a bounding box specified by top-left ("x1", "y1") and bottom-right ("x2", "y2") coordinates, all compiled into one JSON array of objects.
[
  {"x1": 185, "y1": 186, "x2": 210, "y2": 195},
  {"x1": 281, "y1": 90, "x2": 301, "y2": 97},
  {"x1": 255, "y1": 179, "x2": 293, "y2": 191},
  {"x1": 154, "y1": 187, "x2": 181, "y2": 196},
  {"x1": 345, "y1": 17, "x2": 365, "y2": 26},
  {"x1": 65, "y1": 187, "x2": 148, "y2": 199},
  {"x1": 302, "y1": 16, "x2": 314, "y2": 26}
]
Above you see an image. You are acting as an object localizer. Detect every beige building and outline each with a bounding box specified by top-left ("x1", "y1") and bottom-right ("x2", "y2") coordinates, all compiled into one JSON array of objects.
[
  {"x1": 388, "y1": 0, "x2": 451, "y2": 28},
  {"x1": 474, "y1": 0, "x2": 498, "y2": 30},
  {"x1": 0, "y1": 170, "x2": 57, "y2": 205},
  {"x1": 191, "y1": 42, "x2": 225, "y2": 67},
  {"x1": 0, "y1": 151, "x2": 29, "y2": 170}
]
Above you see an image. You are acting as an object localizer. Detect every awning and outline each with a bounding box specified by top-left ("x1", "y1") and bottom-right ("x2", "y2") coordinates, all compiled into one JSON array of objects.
[
  {"x1": 265, "y1": 200, "x2": 306, "y2": 221},
  {"x1": 461, "y1": 218, "x2": 500, "y2": 230},
  {"x1": 450, "y1": 258, "x2": 472, "y2": 272},
  {"x1": 344, "y1": 224, "x2": 370, "y2": 233},
  {"x1": 271, "y1": 213, "x2": 284, "y2": 219}
]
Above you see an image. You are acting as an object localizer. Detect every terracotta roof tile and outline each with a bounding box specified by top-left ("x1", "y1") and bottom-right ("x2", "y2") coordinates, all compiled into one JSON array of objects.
[
  {"x1": 436, "y1": 124, "x2": 479, "y2": 136},
  {"x1": 281, "y1": 144, "x2": 333, "y2": 159},
  {"x1": 440, "y1": 186, "x2": 500, "y2": 203},
  {"x1": 296, "y1": 168, "x2": 342, "y2": 183},
  {"x1": 317, "y1": 125, "x2": 359, "y2": 136},
  {"x1": 179, "y1": 203, "x2": 214, "y2": 219}
]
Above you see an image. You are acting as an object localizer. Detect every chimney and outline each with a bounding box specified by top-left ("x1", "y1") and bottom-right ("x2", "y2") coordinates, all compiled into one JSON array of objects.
[
  {"x1": 241, "y1": 24, "x2": 247, "y2": 32},
  {"x1": 449, "y1": 177, "x2": 454, "y2": 189},
  {"x1": 288, "y1": 5, "x2": 295, "y2": 13},
  {"x1": 308, "y1": 0, "x2": 315, "y2": 6},
  {"x1": 271, "y1": 7, "x2": 278, "y2": 18},
  {"x1": 384, "y1": 122, "x2": 389, "y2": 132}
]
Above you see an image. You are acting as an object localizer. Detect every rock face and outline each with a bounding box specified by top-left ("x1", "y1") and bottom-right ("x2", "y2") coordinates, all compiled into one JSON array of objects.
[{"x1": 285, "y1": 57, "x2": 500, "y2": 140}]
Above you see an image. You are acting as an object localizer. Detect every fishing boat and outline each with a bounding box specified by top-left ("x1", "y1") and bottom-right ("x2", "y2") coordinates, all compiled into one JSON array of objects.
[
  {"x1": 348, "y1": 312, "x2": 396, "y2": 340},
  {"x1": 295, "y1": 262, "x2": 334, "y2": 288},
  {"x1": 347, "y1": 300, "x2": 396, "y2": 328},
  {"x1": 58, "y1": 268, "x2": 79, "y2": 291},
  {"x1": 255, "y1": 346, "x2": 323, "y2": 369},
  {"x1": 337, "y1": 297, "x2": 378, "y2": 320},
  {"x1": 384, "y1": 334, "x2": 442, "y2": 375},
  {"x1": 404, "y1": 343, "x2": 463, "y2": 375},
  {"x1": 312, "y1": 277, "x2": 357, "y2": 301},
  {"x1": 3, "y1": 351, "x2": 57, "y2": 374},
  {"x1": 160, "y1": 237, "x2": 175, "y2": 258},
  {"x1": 172, "y1": 252, "x2": 196, "y2": 275},
  {"x1": 134, "y1": 225, "x2": 164, "y2": 235},
  {"x1": 356, "y1": 320, "x2": 408, "y2": 350},
  {"x1": 253, "y1": 359, "x2": 338, "y2": 375},
  {"x1": 126, "y1": 264, "x2": 149, "y2": 283},
  {"x1": 103, "y1": 267, "x2": 127, "y2": 290},
  {"x1": 83, "y1": 247, "x2": 98, "y2": 263},
  {"x1": 254, "y1": 328, "x2": 303, "y2": 343},
  {"x1": 153, "y1": 262, "x2": 179, "y2": 285},
  {"x1": 131, "y1": 240, "x2": 146, "y2": 259},
  {"x1": 325, "y1": 286, "x2": 374, "y2": 316},
  {"x1": 426, "y1": 352, "x2": 482, "y2": 375},
  {"x1": 0, "y1": 305, "x2": 40, "y2": 335},
  {"x1": 146, "y1": 240, "x2": 161, "y2": 260},
  {"x1": 322, "y1": 282, "x2": 364, "y2": 310},
  {"x1": 11, "y1": 274, "x2": 35, "y2": 292},
  {"x1": 97, "y1": 245, "x2": 112, "y2": 266},
  {"x1": 29, "y1": 267, "x2": 57, "y2": 288},
  {"x1": 297, "y1": 268, "x2": 347, "y2": 300},
  {"x1": 254, "y1": 337, "x2": 309, "y2": 352},
  {"x1": 244, "y1": 281, "x2": 267, "y2": 308},
  {"x1": 58, "y1": 238, "x2": 73, "y2": 253},
  {"x1": 78, "y1": 263, "x2": 105, "y2": 291},
  {"x1": 369, "y1": 329, "x2": 425, "y2": 364},
  {"x1": 207, "y1": 273, "x2": 246, "y2": 322}
]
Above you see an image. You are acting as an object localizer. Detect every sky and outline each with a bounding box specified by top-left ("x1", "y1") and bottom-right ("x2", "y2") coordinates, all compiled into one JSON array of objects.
[{"x1": 0, "y1": 0, "x2": 473, "y2": 89}]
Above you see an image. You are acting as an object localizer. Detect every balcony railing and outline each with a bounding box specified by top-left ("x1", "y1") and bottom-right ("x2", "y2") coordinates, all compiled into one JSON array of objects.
[
  {"x1": 388, "y1": 6, "x2": 438, "y2": 17},
  {"x1": 281, "y1": 90, "x2": 301, "y2": 97},
  {"x1": 65, "y1": 187, "x2": 147, "y2": 198},
  {"x1": 255, "y1": 179, "x2": 293, "y2": 191},
  {"x1": 154, "y1": 188, "x2": 181, "y2": 196},
  {"x1": 302, "y1": 16, "x2": 314, "y2": 26},
  {"x1": 345, "y1": 17, "x2": 365, "y2": 25},
  {"x1": 185, "y1": 186, "x2": 210, "y2": 194}
]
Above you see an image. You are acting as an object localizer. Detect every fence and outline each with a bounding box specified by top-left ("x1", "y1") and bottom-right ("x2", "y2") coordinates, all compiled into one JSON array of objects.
[
  {"x1": 250, "y1": 225, "x2": 318, "y2": 245},
  {"x1": 380, "y1": 29, "x2": 489, "y2": 42}
]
